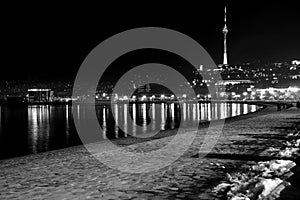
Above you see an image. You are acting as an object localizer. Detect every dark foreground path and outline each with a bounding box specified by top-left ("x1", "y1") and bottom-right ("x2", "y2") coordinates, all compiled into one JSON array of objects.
[{"x1": 0, "y1": 105, "x2": 299, "y2": 200}]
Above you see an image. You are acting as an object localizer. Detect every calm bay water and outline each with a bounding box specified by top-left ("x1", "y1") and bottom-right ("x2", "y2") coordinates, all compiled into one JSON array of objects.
[{"x1": 0, "y1": 103, "x2": 259, "y2": 159}]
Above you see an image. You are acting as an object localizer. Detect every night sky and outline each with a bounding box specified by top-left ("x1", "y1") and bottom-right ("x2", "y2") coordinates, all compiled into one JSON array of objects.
[{"x1": 2, "y1": 1, "x2": 300, "y2": 81}]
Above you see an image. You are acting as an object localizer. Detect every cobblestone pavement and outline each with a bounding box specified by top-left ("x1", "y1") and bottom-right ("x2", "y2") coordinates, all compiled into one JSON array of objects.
[{"x1": 0, "y1": 105, "x2": 299, "y2": 199}]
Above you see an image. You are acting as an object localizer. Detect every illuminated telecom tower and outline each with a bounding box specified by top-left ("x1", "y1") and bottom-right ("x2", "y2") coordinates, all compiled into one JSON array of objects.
[{"x1": 223, "y1": 6, "x2": 228, "y2": 65}]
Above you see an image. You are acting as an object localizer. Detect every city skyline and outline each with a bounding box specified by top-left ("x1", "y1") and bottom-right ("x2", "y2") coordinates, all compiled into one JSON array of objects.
[{"x1": 1, "y1": 3, "x2": 300, "y2": 200}]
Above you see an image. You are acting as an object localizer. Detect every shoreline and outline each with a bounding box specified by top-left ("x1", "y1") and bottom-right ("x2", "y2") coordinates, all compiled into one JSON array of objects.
[
  {"x1": 0, "y1": 101, "x2": 267, "y2": 162},
  {"x1": 0, "y1": 103, "x2": 299, "y2": 199}
]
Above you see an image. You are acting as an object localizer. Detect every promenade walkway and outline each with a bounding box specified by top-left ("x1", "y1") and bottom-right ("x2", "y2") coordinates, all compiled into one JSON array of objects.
[{"x1": 0, "y1": 105, "x2": 299, "y2": 199}]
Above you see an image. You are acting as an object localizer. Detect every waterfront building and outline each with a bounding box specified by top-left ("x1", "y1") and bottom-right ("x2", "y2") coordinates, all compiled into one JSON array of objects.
[{"x1": 27, "y1": 89, "x2": 54, "y2": 103}]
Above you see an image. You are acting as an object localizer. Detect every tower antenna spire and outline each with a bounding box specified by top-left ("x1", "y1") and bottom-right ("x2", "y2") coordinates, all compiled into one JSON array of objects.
[{"x1": 224, "y1": 6, "x2": 227, "y2": 23}]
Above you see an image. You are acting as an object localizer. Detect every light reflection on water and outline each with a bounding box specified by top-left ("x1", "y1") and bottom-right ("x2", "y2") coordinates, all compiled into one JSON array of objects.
[
  {"x1": 89, "y1": 102, "x2": 258, "y2": 139},
  {"x1": 0, "y1": 103, "x2": 259, "y2": 159},
  {"x1": 27, "y1": 106, "x2": 50, "y2": 153}
]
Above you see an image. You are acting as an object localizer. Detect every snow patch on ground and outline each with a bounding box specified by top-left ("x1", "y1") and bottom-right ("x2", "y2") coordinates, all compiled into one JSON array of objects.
[
  {"x1": 258, "y1": 178, "x2": 283, "y2": 198},
  {"x1": 278, "y1": 147, "x2": 298, "y2": 157},
  {"x1": 213, "y1": 160, "x2": 294, "y2": 199},
  {"x1": 264, "y1": 138, "x2": 299, "y2": 158},
  {"x1": 213, "y1": 130, "x2": 299, "y2": 199}
]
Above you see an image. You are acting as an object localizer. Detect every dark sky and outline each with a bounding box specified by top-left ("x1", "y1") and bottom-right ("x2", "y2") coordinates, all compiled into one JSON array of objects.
[{"x1": 2, "y1": 1, "x2": 300, "y2": 81}]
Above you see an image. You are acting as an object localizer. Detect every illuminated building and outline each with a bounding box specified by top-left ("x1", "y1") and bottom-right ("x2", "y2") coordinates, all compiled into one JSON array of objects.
[
  {"x1": 215, "y1": 80, "x2": 253, "y2": 86},
  {"x1": 27, "y1": 89, "x2": 53, "y2": 103}
]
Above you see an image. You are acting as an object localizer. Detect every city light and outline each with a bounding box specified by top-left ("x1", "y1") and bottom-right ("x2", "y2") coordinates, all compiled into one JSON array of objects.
[
  {"x1": 28, "y1": 89, "x2": 51, "y2": 92},
  {"x1": 289, "y1": 87, "x2": 299, "y2": 93},
  {"x1": 292, "y1": 60, "x2": 300, "y2": 65},
  {"x1": 141, "y1": 95, "x2": 147, "y2": 101}
]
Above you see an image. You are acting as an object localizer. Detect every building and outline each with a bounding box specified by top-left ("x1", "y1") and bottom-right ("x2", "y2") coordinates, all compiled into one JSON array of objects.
[
  {"x1": 251, "y1": 87, "x2": 300, "y2": 100},
  {"x1": 27, "y1": 89, "x2": 54, "y2": 103},
  {"x1": 215, "y1": 80, "x2": 254, "y2": 99}
]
